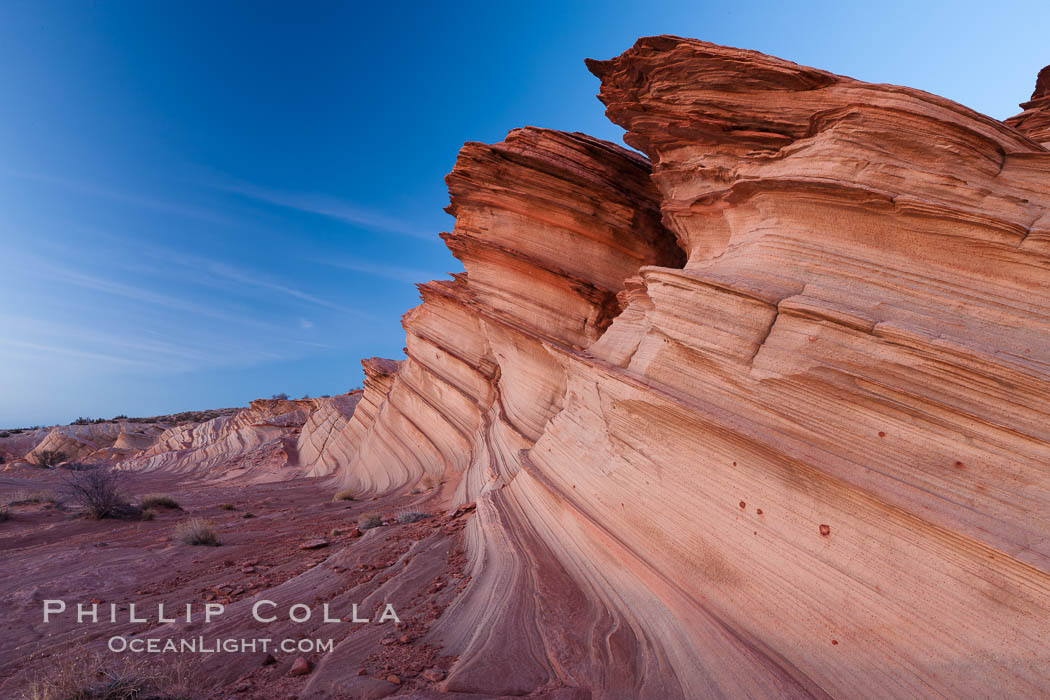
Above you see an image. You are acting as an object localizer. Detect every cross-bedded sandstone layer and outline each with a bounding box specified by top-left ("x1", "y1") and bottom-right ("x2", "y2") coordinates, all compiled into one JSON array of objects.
[
  {"x1": 8, "y1": 37, "x2": 1049, "y2": 699},
  {"x1": 291, "y1": 39, "x2": 1050, "y2": 698}
]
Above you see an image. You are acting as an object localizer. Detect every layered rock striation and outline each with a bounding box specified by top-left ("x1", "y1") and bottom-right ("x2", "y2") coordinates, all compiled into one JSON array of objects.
[
  {"x1": 20, "y1": 38, "x2": 1049, "y2": 699},
  {"x1": 1007, "y1": 65, "x2": 1050, "y2": 145},
  {"x1": 295, "y1": 39, "x2": 1050, "y2": 698},
  {"x1": 120, "y1": 399, "x2": 317, "y2": 481},
  {"x1": 24, "y1": 422, "x2": 167, "y2": 465}
]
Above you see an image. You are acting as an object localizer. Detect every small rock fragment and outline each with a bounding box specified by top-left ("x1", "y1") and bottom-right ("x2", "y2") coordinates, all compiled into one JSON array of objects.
[{"x1": 288, "y1": 657, "x2": 312, "y2": 677}]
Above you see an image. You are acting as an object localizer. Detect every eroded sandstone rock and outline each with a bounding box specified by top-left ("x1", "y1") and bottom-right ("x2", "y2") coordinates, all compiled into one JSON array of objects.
[
  {"x1": 15, "y1": 37, "x2": 1047, "y2": 700},
  {"x1": 300, "y1": 38, "x2": 1050, "y2": 699}
]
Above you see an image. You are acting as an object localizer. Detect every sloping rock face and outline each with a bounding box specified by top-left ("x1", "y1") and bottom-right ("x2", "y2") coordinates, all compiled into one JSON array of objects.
[
  {"x1": 120, "y1": 399, "x2": 315, "y2": 481},
  {"x1": 296, "y1": 391, "x2": 362, "y2": 476},
  {"x1": 296, "y1": 39, "x2": 1050, "y2": 698},
  {"x1": 24, "y1": 422, "x2": 166, "y2": 465},
  {"x1": 1006, "y1": 65, "x2": 1050, "y2": 145},
  {"x1": 0, "y1": 428, "x2": 50, "y2": 464}
]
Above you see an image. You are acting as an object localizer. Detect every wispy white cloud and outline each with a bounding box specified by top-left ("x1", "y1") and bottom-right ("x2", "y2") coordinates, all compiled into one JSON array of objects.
[
  {"x1": 38, "y1": 263, "x2": 291, "y2": 333},
  {"x1": 299, "y1": 317, "x2": 315, "y2": 330},
  {"x1": 315, "y1": 258, "x2": 442, "y2": 284},
  {"x1": 0, "y1": 338, "x2": 157, "y2": 368},
  {"x1": 1, "y1": 169, "x2": 238, "y2": 227},
  {"x1": 0, "y1": 312, "x2": 296, "y2": 374},
  {"x1": 41, "y1": 231, "x2": 366, "y2": 318},
  {"x1": 196, "y1": 258, "x2": 361, "y2": 314},
  {"x1": 210, "y1": 179, "x2": 438, "y2": 241}
]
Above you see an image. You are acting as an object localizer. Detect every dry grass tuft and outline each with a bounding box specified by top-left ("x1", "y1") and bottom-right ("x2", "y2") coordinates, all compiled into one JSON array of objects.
[
  {"x1": 332, "y1": 488, "x2": 355, "y2": 502},
  {"x1": 139, "y1": 494, "x2": 181, "y2": 510},
  {"x1": 175, "y1": 518, "x2": 220, "y2": 546},
  {"x1": 7, "y1": 490, "x2": 60, "y2": 506},
  {"x1": 395, "y1": 511, "x2": 427, "y2": 524},
  {"x1": 358, "y1": 511, "x2": 383, "y2": 530},
  {"x1": 19, "y1": 650, "x2": 205, "y2": 699}
]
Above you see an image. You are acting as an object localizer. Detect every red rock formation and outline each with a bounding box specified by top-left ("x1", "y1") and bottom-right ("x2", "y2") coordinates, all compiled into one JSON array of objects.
[
  {"x1": 12, "y1": 37, "x2": 1048, "y2": 699},
  {"x1": 24, "y1": 422, "x2": 166, "y2": 465},
  {"x1": 0, "y1": 427, "x2": 50, "y2": 464},
  {"x1": 296, "y1": 391, "x2": 362, "y2": 476},
  {"x1": 1006, "y1": 65, "x2": 1050, "y2": 145},
  {"x1": 299, "y1": 38, "x2": 1050, "y2": 698},
  {"x1": 121, "y1": 399, "x2": 315, "y2": 481}
]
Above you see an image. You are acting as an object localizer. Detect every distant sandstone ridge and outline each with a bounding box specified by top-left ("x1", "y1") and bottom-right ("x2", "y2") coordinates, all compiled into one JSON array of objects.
[{"x1": 7, "y1": 37, "x2": 1050, "y2": 698}]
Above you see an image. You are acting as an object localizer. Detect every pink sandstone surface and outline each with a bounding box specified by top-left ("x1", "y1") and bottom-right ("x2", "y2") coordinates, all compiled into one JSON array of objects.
[{"x1": 3, "y1": 36, "x2": 1050, "y2": 699}]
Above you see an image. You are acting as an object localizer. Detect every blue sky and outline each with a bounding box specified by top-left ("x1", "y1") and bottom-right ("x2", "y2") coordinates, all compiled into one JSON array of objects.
[{"x1": 2, "y1": 0, "x2": 1047, "y2": 427}]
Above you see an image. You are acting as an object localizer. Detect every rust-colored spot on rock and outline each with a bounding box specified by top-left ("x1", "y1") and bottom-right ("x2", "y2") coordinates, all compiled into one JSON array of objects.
[
  {"x1": 831, "y1": 639, "x2": 839, "y2": 645},
  {"x1": 954, "y1": 461, "x2": 965, "y2": 469},
  {"x1": 739, "y1": 501, "x2": 746, "y2": 509},
  {"x1": 819, "y1": 524, "x2": 831, "y2": 537},
  {"x1": 878, "y1": 431, "x2": 886, "y2": 438},
  {"x1": 756, "y1": 508, "x2": 763, "y2": 515}
]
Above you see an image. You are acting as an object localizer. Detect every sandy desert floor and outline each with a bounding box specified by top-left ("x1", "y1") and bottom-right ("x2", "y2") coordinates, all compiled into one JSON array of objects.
[{"x1": 0, "y1": 464, "x2": 474, "y2": 698}]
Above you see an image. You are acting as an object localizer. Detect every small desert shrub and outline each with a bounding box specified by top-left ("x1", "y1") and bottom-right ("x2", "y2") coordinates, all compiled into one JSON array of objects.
[
  {"x1": 140, "y1": 509, "x2": 156, "y2": 521},
  {"x1": 8, "y1": 490, "x2": 60, "y2": 506},
  {"x1": 331, "y1": 528, "x2": 342, "y2": 537},
  {"x1": 242, "y1": 512, "x2": 254, "y2": 519},
  {"x1": 358, "y1": 512, "x2": 383, "y2": 530},
  {"x1": 176, "y1": 518, "x2": 220, "y2": 546},
  {"x1": 219, "y1": 503, "x2": 236, "y2": 511},
  {"x1": 396, "y1": 511, "x2": 427, "y2": 524},
  {"x1": 35, "y1": 450, "x2": 68, "y2": 468},
  {"x1": 71, "y1": 416, "x2": 110, "y2": 425},
  {"x1": 139, "y1": 494, "x2": 181, "y2": 510},
  {"x1": 58, "y1": 462, "x2": 97, "y2": 471},
  {"x1": 271, "y1": 392, "x2": 289, "y2": 400},
  {"x1": 19, "y1": 650, "x2": 203, "y2": 700},
  {"x1": 332, "y1": 488, "x2": 355, "y2": 502},
  {"x1": 0, "y1": 430, "x2": 10, "y2": 438},
  {"x1": 0, "y1": 506, "x2": 9, "y2": 522},
  {"x1": 60, "y1": 466, "x2": 133, "y2": 519}
]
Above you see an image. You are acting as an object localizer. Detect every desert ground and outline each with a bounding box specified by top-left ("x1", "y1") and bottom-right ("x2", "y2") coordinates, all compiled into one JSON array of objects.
[{"x1": 1, "y1": 462, "x2": 474, "y2": 698}]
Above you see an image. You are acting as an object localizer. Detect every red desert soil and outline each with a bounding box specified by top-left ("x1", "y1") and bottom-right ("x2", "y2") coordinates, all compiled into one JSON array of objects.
[{"x1": 0, "y1": 464, "x2": 471, "y2": 698}]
